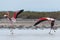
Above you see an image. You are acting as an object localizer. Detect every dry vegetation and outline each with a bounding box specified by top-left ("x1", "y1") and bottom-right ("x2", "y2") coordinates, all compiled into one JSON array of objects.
[{"x1": 0, "y1": 11, "x2": 60, "y2": 20}]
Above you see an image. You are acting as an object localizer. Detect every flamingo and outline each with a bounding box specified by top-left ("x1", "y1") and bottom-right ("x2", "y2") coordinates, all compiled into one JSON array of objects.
[
  {"x1": 4, "y1": 9, "x2": 24, "y2": 34},
  {"x1": 33, "y1": 17, "x2": 56, "y2": 34}
]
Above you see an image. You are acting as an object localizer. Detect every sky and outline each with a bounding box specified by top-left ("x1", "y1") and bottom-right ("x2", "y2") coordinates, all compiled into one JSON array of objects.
[{"x1": 0, "y1": 0, "x2": 60, "y2": 12}]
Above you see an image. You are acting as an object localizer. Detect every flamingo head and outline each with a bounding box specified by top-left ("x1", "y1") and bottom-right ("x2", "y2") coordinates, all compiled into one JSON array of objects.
[{"x1": 4, "y1": 14, "x2": 8, "y2": 17}]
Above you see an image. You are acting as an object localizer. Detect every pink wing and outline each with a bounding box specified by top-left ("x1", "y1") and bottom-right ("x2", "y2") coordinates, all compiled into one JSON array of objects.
[{"x1": 11, "y1": 9, "x2": 24, "y2": 22}]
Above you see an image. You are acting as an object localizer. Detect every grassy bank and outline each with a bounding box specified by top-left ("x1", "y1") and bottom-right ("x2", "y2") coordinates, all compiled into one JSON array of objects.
[{"x1": 0, "y1": 11, "x2": 60, "y2": 19}]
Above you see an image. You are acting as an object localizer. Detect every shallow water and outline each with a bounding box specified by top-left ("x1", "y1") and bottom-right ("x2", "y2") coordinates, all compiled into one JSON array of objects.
[{"x1": 0, "y1": 29, "x2": 60, "y2": 40}]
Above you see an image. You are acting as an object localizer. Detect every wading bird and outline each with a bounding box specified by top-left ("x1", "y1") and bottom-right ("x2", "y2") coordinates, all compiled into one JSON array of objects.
[
  {"x1": 4, "y1": 9, "x2": 24, "y2": 34},
  {"x1": 33, "y1": 17, "x2": 56, "y2": 34}
]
